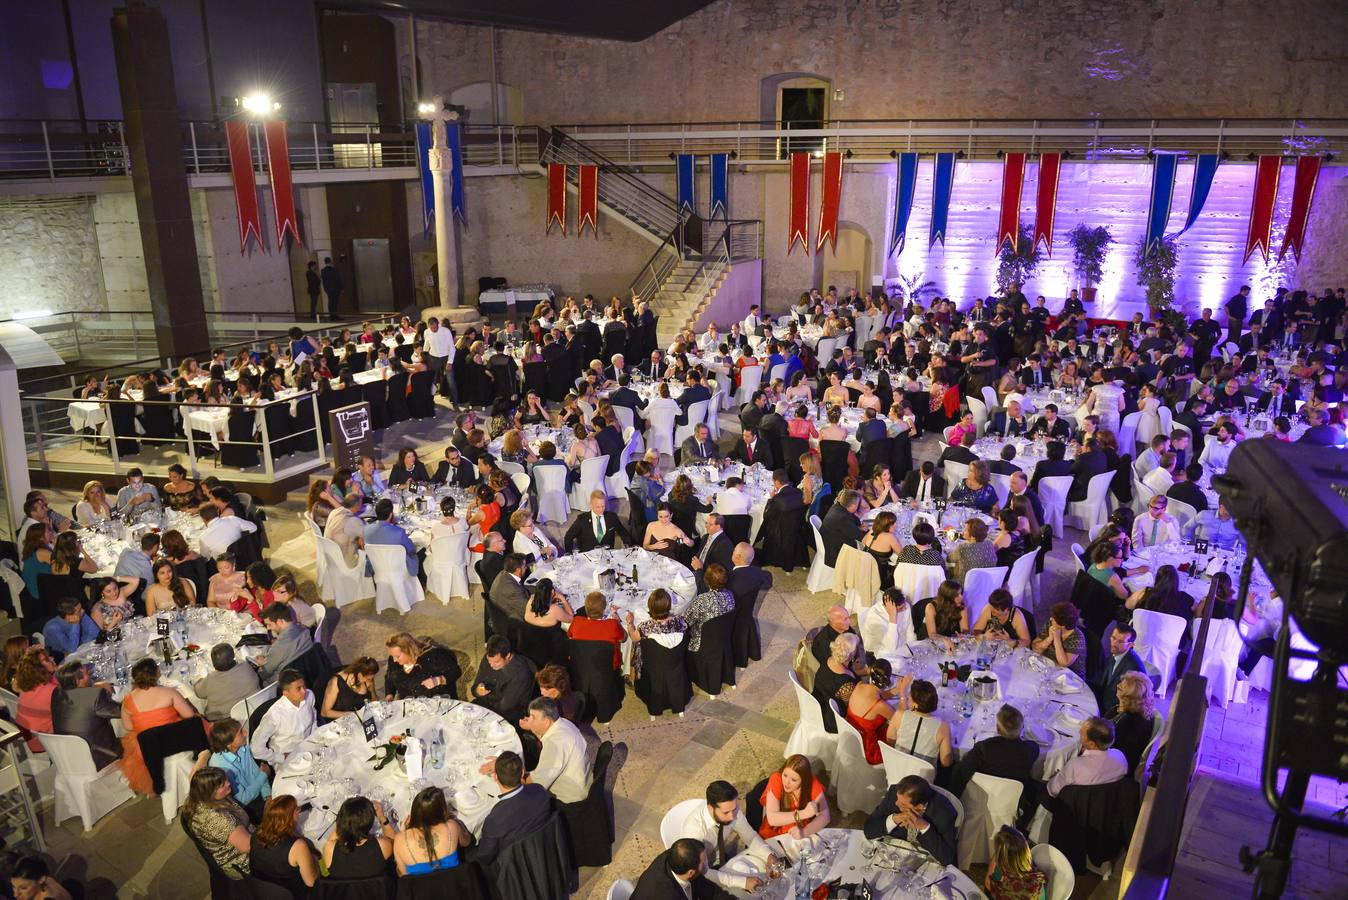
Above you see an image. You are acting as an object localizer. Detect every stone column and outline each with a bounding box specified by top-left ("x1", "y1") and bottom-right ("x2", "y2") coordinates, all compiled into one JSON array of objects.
[{"x1": 426, "y1": 115, "x2": 462, "y2": 309}]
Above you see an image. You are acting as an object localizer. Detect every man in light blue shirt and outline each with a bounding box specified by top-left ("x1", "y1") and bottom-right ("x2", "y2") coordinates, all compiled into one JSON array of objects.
[
  {"x1": 199, "y1": 717, "x2": 271, "y2": 820},
  {"x1": 353, "y1": 453, "x2": 387, "y2": 497},
  {"x1": 42, "y1": 598, "x2": 99, "y2": 661},
  {"x1": 1185, "y1": 500, "x2": 1243, "y2": 550},
  {"x1": 114, "y1": 468, "x2": 161, "y2": 515},
  {"x1": 364, "y1": 498, "x2": 420, "y2": 578}
]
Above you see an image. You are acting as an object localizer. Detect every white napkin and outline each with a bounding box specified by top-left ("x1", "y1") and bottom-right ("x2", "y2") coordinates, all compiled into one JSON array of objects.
[
  {"x1": 1051, "y1": 671, "x2": 1080, "y2": 692},
  {"x1": 403, "y1": 737, "x2": 423, "y2": 781}
]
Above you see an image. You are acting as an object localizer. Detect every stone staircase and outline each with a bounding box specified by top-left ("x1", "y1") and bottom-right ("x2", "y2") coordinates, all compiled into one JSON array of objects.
[{"x1": 652, "y1": 256, "x2": 731, "y2": 346}]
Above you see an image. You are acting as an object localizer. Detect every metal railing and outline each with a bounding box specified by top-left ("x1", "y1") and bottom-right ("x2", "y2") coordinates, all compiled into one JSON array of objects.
[
  {"x1": 540, "y1": 128, "x2": 685, "y2": 238},
  {"x1": 628, "y1": 233, "x2": 683, "y2": 307}
]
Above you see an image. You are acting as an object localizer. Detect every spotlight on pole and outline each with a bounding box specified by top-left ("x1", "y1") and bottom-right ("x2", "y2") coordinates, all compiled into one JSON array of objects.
[
  {"x1": 417, "y1": 101, "x2": 438, "y2": 117},
  {"x1": 241, "y1": 93, "x2": 278, "y2": 117}
]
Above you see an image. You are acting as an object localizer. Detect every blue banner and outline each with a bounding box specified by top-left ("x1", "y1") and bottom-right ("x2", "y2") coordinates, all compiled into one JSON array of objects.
[
  {"x1": 888, "y1": 152, "x2": 919, "y2": 256},
  {"x1": 415, "y1": 122, "x2": 434, "y2": 236},
  {"x1": 929, "y1": 152, "x2": 957, "y2": 248},
  {"x1": 709, "y1": 153, "x2": 728, "y2": 219},
  {"x1": 1176, "y1": 152, "x2": 1220, "y2": 236},
  {"x1": 676, "y1": 153, "x2": 696, "y2": 215},
  {"x1": 1144, "y1": 153, "x2": 1179, "y2": 253},
  {"x1": 446, "y1": 122, "x2": 465, "y2": 223}
]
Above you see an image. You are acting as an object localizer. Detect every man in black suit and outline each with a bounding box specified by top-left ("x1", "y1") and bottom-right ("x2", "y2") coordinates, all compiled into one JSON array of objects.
[
  {"x1": 762, "y1": 469, "x2": 803, "y2": 519},
  {"x1": 1018, "y1": 356, "x2": 1049, "y2": 389},
  {"x1": 1029, "y1": 440, "x2": 1074, "y2": 493},
  {"x1": 577, "y1": 313, "x2": 602, "y2": 362},
  {"x1": 950, "y1": 704, "x2": 1040, "y2": 822},
  {"x1": 631, "y1": 838, "x2": 717, "y2": 900},
  {"x1": 1298, "y1": 407, "x2": 1347, "y2": 447},
  {"x1": 608, "y1": 374, "x2": 649, "y2": 418},
  {"x1": 638, "y1": 349, "x2": 664, "y2": 380},
  {"x1": 319, "y1": 256, "x2": 343, "y2": 318},
  {"x1": 592, "y1": 414, "x2": 626, "y2": 476},
  {"x1": 728, "y1": 425, "x2": 775, "y2": 470},
  {"x1": 1028, "y1": 403, "x2": 1072, "y2": 441},
  {"x1": 988, "y1": 398, "x2": 1031, "y2": 438},
  {"x1": 725, "y1": 322, "x2": 750, "y2": 352},
  {"x1": 1256, "y1": 379, "x2": 1294, "y2": 419},
  {"x1": 818, "y1": 489, "x2": 864, "y2": 567},
  {"x1": 1166, "y1": 463, "x2": 1210, "y2": 513},
  {"x1": 1093, "y1": 624, "x2": 1147, "y2": 716},
  {"x1": 563, "y1": 491, "x2": 633, "y2": 551},
  {"x1": 1008, "y1": 471, "x2": 1045, "y2": 526},
  {"x1": 900, "y1": 461, "x2": 946, "y2": 503},
  {"x1": 51, "y1": 662, "x2": 122, "y2": 768},
  {"x1": 757, "y1": 401, "x2": 787, "y2": 447},
  {"x1": 490, "y1": 553, "x2": 531, "y2": 622},
  {"x1": 691, "y1": 514, "x2": 735, "y2": 584},
  {"x1": 680, "y1": 423, "x2": 722, "y2": 467},
  {"x1": 738, "y1": 391, "x2": 767, "y2": 433},
  {"x1": 728, "y1": 542, "x2": 773, "y2": 604},
  {"x1": 1068, "y1": 437, "x2": 1109, "y2": 502},
  {"x1": 432, "y1": 444, "x2": 476, "y2": 489},
  {"x1": 863, "y1": 775, "x2": 959, "y2": 866},
  {"x1": 938, "y1": 431, "x2": 979, "y2": 466},
  {"x1": 450, "y1": 412, "x2": 477, "y2": 455},
  {"x1": 1174, "y1": 398, "x2": 1208, "y2": 457},
  {"x1": 465, "y1": 752, "x2": 554, "y2": 867},
  {"x1": 987, "y1": 444, "x2": 1022, "y2": 476},
  {"x1": 602, "y1": 317, "x2": 628, "y2": 359},
  {"x1": 676, "y1": 370, "x2": 712, "y2": 426},
  {"x1": 471, "y1": 636, "x2": 537, "y2": 723},
  {"x1": 809, "y1": 604, "x2": 856, "y2": 667},
  {"x1": 855, "y1": 407, "x2": 888, "y2": 446},
  {"x1": 605, "y1": 352, "x2": 630, "y2": 384}
]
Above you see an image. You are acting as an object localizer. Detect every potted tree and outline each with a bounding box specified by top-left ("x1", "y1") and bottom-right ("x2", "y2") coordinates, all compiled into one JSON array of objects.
[
  {"x1": 1133, "y1": 236, "x2": 1184, "y2": 330},
  {"x1": 995, "y1": 224, "x2": 1042, "y2": 296},
  {"x1": 1066, "y1": 224, "x2": 1112, "y2": 303}
]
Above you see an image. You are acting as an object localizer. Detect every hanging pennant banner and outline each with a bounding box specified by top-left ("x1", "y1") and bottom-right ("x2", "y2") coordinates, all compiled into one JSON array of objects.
[
  {"x1": 224, "y1": 120, "x2": 265, "y2": 253},
  {"x1": 1032, "y1": 152, "x2": 1061, "y2": 255},
  {"x1": 1144, "y1": 153, "x2": 1179, "y2": 255},
  {"x1": 1243, "y1": 155, "x2": 1282, "y2": 263},
  {"x1": 445, "y1": 122, "x2": 466, "y2": 223},
  {"x1": 995, "y1": 152, "x2": 1026, "y2": 255},
  {"x1": 816, "y1": 151, "x2": 845, "y2": 253},
  {"x1": 546, "y1": 163, "x2": 567, "y2": 235},
  {"x1": 1177, "y1": 153, "x2": 1220, "y2": 236},
  {"x1": 1278, "y1": 155, "x2": 1321, "y2": 263},
  {"x1": 414, "y1": 122, "x2": 434, "y2": 237},
  {"x1": 676, "y1": 153, "x2": 696, "y2": 215},
  {"x1": 263, "y1": 121, "x2": 301, "y2": 247},
  {"x1": 889, "y1": 152, "x2": 919, "y2": 256},
  {"x1": 709, "y1": 153, "x2": 729, "y2": 219},
  {"x1": 578, "y1": 164, "x2": 599, "y2": 237},
  {"x1": 788, "y1": 152, "x2": 810, "y2": 254},
  {"x1": 929, "y1": 152, "x2": 957, "y2": 248}
]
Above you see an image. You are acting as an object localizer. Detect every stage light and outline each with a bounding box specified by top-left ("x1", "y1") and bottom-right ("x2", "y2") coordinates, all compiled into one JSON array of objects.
[
  {"x1": 417, "y1": 102, "x2": 437, "y2": 117},
  {"x1": 241, "y1": 93, "x2": 279, "y2": 117}
]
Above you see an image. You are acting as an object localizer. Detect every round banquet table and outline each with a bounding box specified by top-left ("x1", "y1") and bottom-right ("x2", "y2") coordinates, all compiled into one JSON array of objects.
[
  {"x1": 80, "y1": 509, "x2": 210, "y2": 578},
  {"x1": 67, "y1": 607, "x2": 266, "y2": 709},
  {"x1": 721, "y1": 828, "x2": 987, "y2": 899},
  {"x1": 662, "y1": 463, "x2": 774, "y2": 541},
  {"x1": 861, "y1": 501, "x2": 995, "y2": 554},
  {"x1": 771, "y1": 322, "x2": 825, "y2": 349},
  {"x1": 488, "y1": 423, "x2": 574, "y2": 459},
  {"x1": 970, "y1": 435, "x2": 1076, "y2": 479},
  {"x1": 1125, "y1": 540, "x2": 1280, "y2": 639},
  {"x1": 1014, "y1": 386, "x2": 1087, "y2": 419},
  {"x1": 876, "y1": 642, "x2": 1097, "y2": 773},
  {"x1": 272, "y1": 698, "x2": 523, "y2": 845},
  {"x1": 376, "y1": 485, "x2": 475, "y2": 550}
]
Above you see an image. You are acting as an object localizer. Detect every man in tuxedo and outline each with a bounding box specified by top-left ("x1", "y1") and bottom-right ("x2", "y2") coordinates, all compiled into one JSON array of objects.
[
  {"x1": 1008, "y1": 471, "x2": 1044, "y2": 526},
  {"x1": 1029, "y1": 403, "x2": 1072, "y2": 441},
  {"x1": 819, "y1": 489, "x2": 864, "y2": 567},
  {"x1": 938, "y1": 431, "x2": 979, "y2": 466},
  {"x1": 691, "y1": 514, "x2": 735, "y2": 582},
  {"x1": 950, "y1": 704, "x2": 1040, "y2": 823},
  {"x1": 900, "y1": 461, "x2": 946, "y2": 502},
  {"x1": 1029, "y1": 440, "x2": 1074, "y2": 493},
  {"x1": 1093, "y1": 624, "x2": 1147, "y2": 716},
  {"x1": 863, "y1": 775, "x2": 959, "y2": 866},
  {"x1": 987, "y1": 444, "x2": 1022, "y2": 476},
  {"x1": 1256, "y1": 379, "x2": 1294, "y2": 419},
  {"x1": 681, "y1": 423, "x2": 722, "y2": 467},
  {"x1": 762, "y1": 468, "x2": 803, "y2": 519},
  {"x1": 855, "y1": 407, "x2": 888, "y2": 446},
  {"x1": 728, "y1": 425, "x2": 774, "y2": 470},
  {"x1": 432, "y1": 444, "x2": 476, "y2": 489},
  {"x1": 738, "y1": 391, "x2": 767, "y2": 432},
  {"x1": 1167, "y1": 463, "x2": 1210, "y2": 513},
  {"x1": 631, "y1": 838, "x2": 716, "y2": 900},
  {"x1": 1068, "y1": 437, "x2": 1109, "y2": 502},
  {"x1": 451, "y1": 412, "x2": 478, "y2": 455},
  {"x1": 676, "y1": 370, "x2": 712, "y2": 426},
  {"x1": 728, "y1": 542, "x2": 773, "y2": 605},
  {"x1": 51, "y1": 661, "x2": 122, "y2": 768},
  {"x1": 563, "y1": 491, "x2": 633, "y2": 551},
  {"x1": 605, "y1": 353, "x2": 629, "y2": 383},
  {"x1": 639, "y1": 349, "x2": 664, "y2": 380},
  {"x1": 988, "y1": 399, "x2": 1031, "y2": 438},
  {"x1": 490, "y1": 553, "x2": 531, "y2": 622},
  {"x1": 466, "y1": 752, "x2": 554, "y2": 867},
  {"x1": 725, "y1": 322, "x2": 750, "y2": 352}
]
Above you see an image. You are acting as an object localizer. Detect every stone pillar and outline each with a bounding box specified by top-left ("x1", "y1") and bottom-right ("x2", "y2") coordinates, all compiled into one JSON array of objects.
[
  {"x1": 111, "y1": 2, "x2": 210, "y2": 358},
  {"x1": 426, "y1": 115, "x2": 463, "y2": 309}
]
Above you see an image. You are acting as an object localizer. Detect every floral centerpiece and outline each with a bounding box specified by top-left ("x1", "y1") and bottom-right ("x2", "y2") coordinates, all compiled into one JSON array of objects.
[{"x1": 367, "y1": 733, "x2": 408, "y2": 771}]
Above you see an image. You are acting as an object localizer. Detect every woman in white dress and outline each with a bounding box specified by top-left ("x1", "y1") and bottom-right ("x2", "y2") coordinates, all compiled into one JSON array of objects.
[
  {"x1": 1134, "y1": 382, "x2": 1164, "y2": 449},
  {"x1": 1079, "y1": 366, "x2": 1125, "y2": 436}
]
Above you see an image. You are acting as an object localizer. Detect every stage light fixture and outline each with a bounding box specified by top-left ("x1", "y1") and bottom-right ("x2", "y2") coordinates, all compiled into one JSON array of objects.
[
  {"x1": 417, "y1": 102, "x2": 437, "y2": 117},
  {"x1": 241, "y1": 93, "x2": 280, "y2": 116}
]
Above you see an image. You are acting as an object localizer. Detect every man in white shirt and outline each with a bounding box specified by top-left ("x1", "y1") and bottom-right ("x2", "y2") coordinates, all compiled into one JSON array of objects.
[
  {"x1": 421, "y1": 316, "x2": 456, "y2": 403},
  {"x1": 741, "y1": 305, "x2": 762, "y2": 337},
  {"x1": 517, "y1": 697, "x2": 590, "y2": 803},
  {"x1": 680, "y1": 780, "x2": 778, "y2": 893},
  {"x1": 1132, "y1": 495, "x2": 1181, "y2": 548},
  {"x1": 1141, "y1": 452, "x2": 1176, "y2": 495},
  {"x1": 714, "y1": 478, "x2": 753, "y2": 516},
  {"x1": 1197, "y1": 422, "x2": 1237, "y2": 474},
  {"x1": 697, "y1": 324, "x2": 721, "y2": 354},
  {"x1": 250, "y1": 669, "x2": 315, "y2": 765},
  {"x1": 1047, "y1": 717, "x2": 1129, "y2": 797},
  {"x1": 1135, "y1": 435, "x2": 1170, "y2": 476},
  {"x1": 198, "y1": 502, "x2": 259, "y2": 559}
]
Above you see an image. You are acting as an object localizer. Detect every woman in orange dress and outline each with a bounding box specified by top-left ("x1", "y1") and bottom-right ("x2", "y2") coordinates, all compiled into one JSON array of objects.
[
  {"x1": 758, "y1": 754, "x2": 830, "y2": 841},
  {"x1": 120, "y1": 658, "x2": 203, "y2": 795}
]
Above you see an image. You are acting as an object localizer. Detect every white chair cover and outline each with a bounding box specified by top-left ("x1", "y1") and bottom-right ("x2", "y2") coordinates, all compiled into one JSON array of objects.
[
  {"x1": 611, "y1": 405, "x2": 635, "y2": 434},
  {"x1": 498, "y1": 460, "x2": 526, "y2": 477},
  {"x1": 1118, "y1": 410, "x2": 1142, "y2": 453},
  {"x1": 990, "y1": 473, "x2": 1012, "y2": 509},
  {"x1": 943, "y1": 460, "x2": 970, "y2": 487},
  {"x1": 674, "y1": 400, "x2": 710, "y2": 449},
  {"x1": 1031, "y1": 843, "x2": 1076, "y2": 900},
  {"x1": 956, "y1": 772, "x2": 1023, "y2": 867},
  {"x1": 1166, "y1": 498, "x2": 1198, "y2": 535},
  {"x1": 704, "y1": 391, "x2": 724, "y2": 440},
  {"x1": 962, "y1": 566, "x2": 1009, "y2": 625},
  {"x1": 931, "y1": 784, "x2": 964, "y2": 828},
  {"x1": 1132, "y1": 608, "x2": 1188, "y2": 698},
  {"x1": 315, "y1": 535, "x2": 375, "y2": 608},
  {"x1": 1036, "y1": 476, "x2": 1073, "y2": 541},
  {"x1": 967, "y1": 396, "x2": 989, "y2": 437},
  {"x1": 1005, "y1": 550, "x2": 1039, "y2": 608},
  {"x1": 161, "y1": 750, "x2": 195, "y2": 823},
  {"x1": 533, "y1": 464, "x2": 571, "y2": 525},
  {"x1": 769, "y1": 363, "x2": 788, "y2": 384},
  {"x1": 784, "y1": 671, "x2": 837, "y2": 774},
  {"x1": 735, "y1": 366, "x2": 763, "y2": 406},
  {"x1": 365, "y1": 544, "x2": 425, "y2": 615},
  {"x1": 893, "y1": 563, "x2": 946, "y2": 603},
  {"x1": 228, "y1": 683, "x2": 279, "y2": 729},
  {"x1": 569, "y1": 454, "x2": 610, "y2": 511},
  {"x1": 832, "y1": 701, "x2": 887, "y2": 815},
  {"x1": 981, "y1": 386, "x2": 999, "y2": 415},
  {"x1": 878, "y1": 742, "x2": 936, "y2": 786},
  {"x1": 646, "y1": 406, "x2": 678, "y2": 458},
  {"x1": 605, "y1": 879, "x2": 635, "y2": 900},
  {"x1": 1191, "y1": 618, "x2": 1244, "y2": 707},
  {"x1": 806, "y1": 514, "x2": 835, "y2": 594},
  {"x1": 607, "y1": 432, "x2": 643, "y2": 497},
  {"x1": 659, "y1": 798, "x2": 706, "y2": 849},
  {"x1": 0, "y1": 562, "x2": 26, "y2": 620},
  {"x1": 1066, "y1": 470, "x2": 1114, "y2": 534},
  {"x1": 426, "y1": 532, "x2": 471, "y2": 604},
  {"x1": 36, "y1": 732, "x2": 134, "y2": 831}
]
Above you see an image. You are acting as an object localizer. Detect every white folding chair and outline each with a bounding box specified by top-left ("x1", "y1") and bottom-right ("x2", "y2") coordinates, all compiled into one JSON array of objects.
[
  {"x1": 607, "y1": 432, "x2": 642, "y2": 497},
  {"x1": 364, "y1": 544, "x2": 425, "y2": 615},
  {"x1": 161, "y1": 750, "x2": 195, "y2": 823},
  {"x1": 1005, "y1": 550, "x2": 1039, "y2": 608},
  {"x1": 314, "y1": 535, "x2": 375, "y2": 608},
  {"x1": 611, "y1": 405, "x2": 635, "y2": 434},
  {"x1": 957, "y1": 772, "x2": 1024, "y2": 867},
  {"x1": 1167, "y1": 498, "x2": 1198, "y2": 536},
  {"x1": 990, "y1": 473, "x2": 1012, "y2": 509},
  {"x1": 816, "y1": 337, "x2": 838, "y2": 363},
  {"x1": 1191, "y1": 618, "x2": 1244, "y2": 707},
  {"x1": 498, "y1": 460, "x2": 526, "y2": 478},
  {"x1": 704, "y1": 391, "x2": 725, "y2": 440},
  {"x1": 967, "y1": 396, "x2": 989, "y2": 437},
  {"x1": 806, "y1": 514, "x2": 835, "y2": 594},
  {"x1": 931, "y1": 784, "x2": 964, "y2": 829},
  {"x1": 769, "y1": 363, "x2": 787, "y2": 384},
  {"x1": 228, "y1": 683, "x2": 279, "y2": 729},
  {"x1": 1031, "y1": 843, "x2": 1076, "y2": 900},
  {"x1": 1135, "y1": 709, "x2": 1166, "y2": 782},
  {"x1": 943, "y1": 460, "x2": 970, "y2": 487},
  {"x1": 1133, "y1": 479, "x2": 1157, "y2": 516},
  {"x1": 1157, "y1": 405, "x2": 1174, "y2": 438},
  {"x1": 1066, "y1": 470, "x2": 1114, "y2": 534},
  {"x1": 426, "y1": 532, "x2": 471, "y2": 604},
  {"x1": 569, "y1": 454, "x2": 610, "y2": 510},
  {"x1": 832, "y1": 701, "x2": 887, "y2": 815},
  {"x1": 1069, "y1": 542, "x2": 1087, "y2": 573},
  {"x1": 962, "y1": 566, "x2": 1009, "y2": 625},
  {"x1": 605, "y1": 880, "x2": 635, "y2": 900},
  {"x1": 1132, "y1": 608, "x2": 1188, "y2": 698},
  {"x1": 36, "y1": 732, "x2": 134, "y2": 831},
  {"x1": 674, "y1": 400, "x2": 710, "y2": 449},
  {"x1": 659, "y1": 798, "x2": 707, "y2": 849},
  {"x1": 735, "y1": 365, "x2": 763, "y2": 406},
  {"x1": 511, "y1": 471, "x2": 532, "y2": 507},
  {"x1": 0, "y1": 563, "x2": 24, "y2": 622},
  {"x1": 785, "y1": 671, "x2": 838, "y2": 774},
  {"x1": 878, "y1": 741, "x2": 936, "y2": 786},
  {"x1": 1036, "y1": 475, "x2": 1073, "y2": 541},
  {"x1": 646, "y1": 406, "x2": 678, "y2": 458},
  {"x1": 893, "y1": 563, "x2": 946, "y2": 603},
  {"x1": 981, "y1": 385, "x2": 999, "y2": 414},
  {"x1": 533, "y1": 464, "x2": 571, "y2": 525},
  {"x1": 311, "y1": 601, "x2": 326, "y2": 634},
  {"x1": 1118, "y1": 410, "x2": 1142, "y2": 453}
]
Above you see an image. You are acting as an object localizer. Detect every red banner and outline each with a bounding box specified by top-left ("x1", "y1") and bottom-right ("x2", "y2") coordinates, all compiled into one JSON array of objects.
[
  {"x1": 816, "y1": 150, "x2": 844, "y2": 253},
  {"x1": 225, "y1": 120, "x2": 264, "y2": 253},
  {"x1": 263, "y1": 121, "x2": 301, "y2": 247},
  {"x1": 995, "y1": 152, "x2": 1026, "y2": 255},
  {"x1": 1243, "y1": 155, "x2": 1282, "y2": 263},
  {"x1": 546, "y1": 163, "x2": 567, "y2": 235},
  {"x1": 1278, "y1": 155, "x2": 1322, "y2": 263},
  {"x1": 788, "y1": 152, "x2": 810, "y2": 254},
  {"x1": 1032, "y1": 152, "x2": 1062, "y2": 255},
  {"x1": 577, "y1": 164, "x2": 598, "y2": 237}
]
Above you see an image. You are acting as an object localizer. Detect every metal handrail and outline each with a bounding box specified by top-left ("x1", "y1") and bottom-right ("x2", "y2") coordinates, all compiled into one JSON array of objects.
[{"x1": 540, "y1": 128, "x2": 685, "y2": 236}]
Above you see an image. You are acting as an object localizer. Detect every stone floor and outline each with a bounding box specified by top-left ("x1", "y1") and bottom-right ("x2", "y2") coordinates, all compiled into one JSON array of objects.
[{"x1": 25, "y1": 401, "x2": 1348, "y2": 899}]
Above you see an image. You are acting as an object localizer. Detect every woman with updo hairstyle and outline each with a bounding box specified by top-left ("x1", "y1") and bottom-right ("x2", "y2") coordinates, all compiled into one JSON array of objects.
[
  {"x1": 1111, "y1": 670, "x2": 1159, "y2": 774},
  {"x1": 885, "y1": 677, "x2": 955, "y2": 770},
  {"x1": 811, "y1": 632, "x2": 862, "y2": 733}
]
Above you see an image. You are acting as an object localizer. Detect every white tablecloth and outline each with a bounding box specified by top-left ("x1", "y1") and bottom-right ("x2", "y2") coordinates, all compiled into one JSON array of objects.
[
  {"x1": 661, "y1": 463, "x2": 774, "y2": 541},
  {"x1": 488, "y1": 424, "x2": 574, "y2": 459},
  {"x1": 530, "y1": 548, "x2": 695, "y2": 620},
  {"x1": 1126, "y1": 542, "x2": 1280, "y2": 639},
  {"x1": 272, "y1": 698, "x2": 522, "y2": 843},
  {"x1": 479, "y1": 287, "x2": 553, "y2": 310},
  {"x1": 861, "y1": 502, "x2": 995, "y2": 554},
  {"x1": 377, "y1": 485, "x2": 475, "y2": 550},
  {"x1": 971, "y1": 435, "x2": 1076, "y2": 479},
  {"x1": 81, "y1": 509, "x2": 209, "y2": 577}
]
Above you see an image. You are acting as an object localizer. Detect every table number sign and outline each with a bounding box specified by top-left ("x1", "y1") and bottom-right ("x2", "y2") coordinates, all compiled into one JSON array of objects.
[
  {"x1": 156, "y1": 618, "x2": 170, "y2": 637},
  {"x1": 360, "y1": 714, "x2": 378, "y2": 742}
]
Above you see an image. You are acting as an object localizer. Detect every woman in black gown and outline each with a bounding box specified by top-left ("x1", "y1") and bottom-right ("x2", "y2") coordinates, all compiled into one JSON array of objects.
[{"x1": 320, "y1": 657, "x2": 380, "y2": 719}]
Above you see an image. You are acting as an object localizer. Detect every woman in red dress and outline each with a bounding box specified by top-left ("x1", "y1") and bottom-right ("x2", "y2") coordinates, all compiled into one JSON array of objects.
[
  {"x1": 843, "y1": 663, "x2": 898, "y2": 765},
  {"x1": 758, "y1": 754, "x2": 830, "y2": 841}
]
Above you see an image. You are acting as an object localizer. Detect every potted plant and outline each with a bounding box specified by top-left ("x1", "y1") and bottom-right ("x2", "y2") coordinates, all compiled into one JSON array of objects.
[
  {"x1": 891, "y1": 272, "x2": 939, "y2": 306},
  {"x1": 1066, "y1": 224, "x2": 1112, "y2": 302},
  {"x1": 1133, "y1": 236, "x2": 1184, "y2": 329},
  {"x1": 995, "y1": 224, "x2": 1041, "y2": 295}
]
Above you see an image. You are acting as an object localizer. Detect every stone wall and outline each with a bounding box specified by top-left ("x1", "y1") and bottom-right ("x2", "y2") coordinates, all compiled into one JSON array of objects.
[{"x1": 0, "y1": 196, "x2": 107, "y2": 320}]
